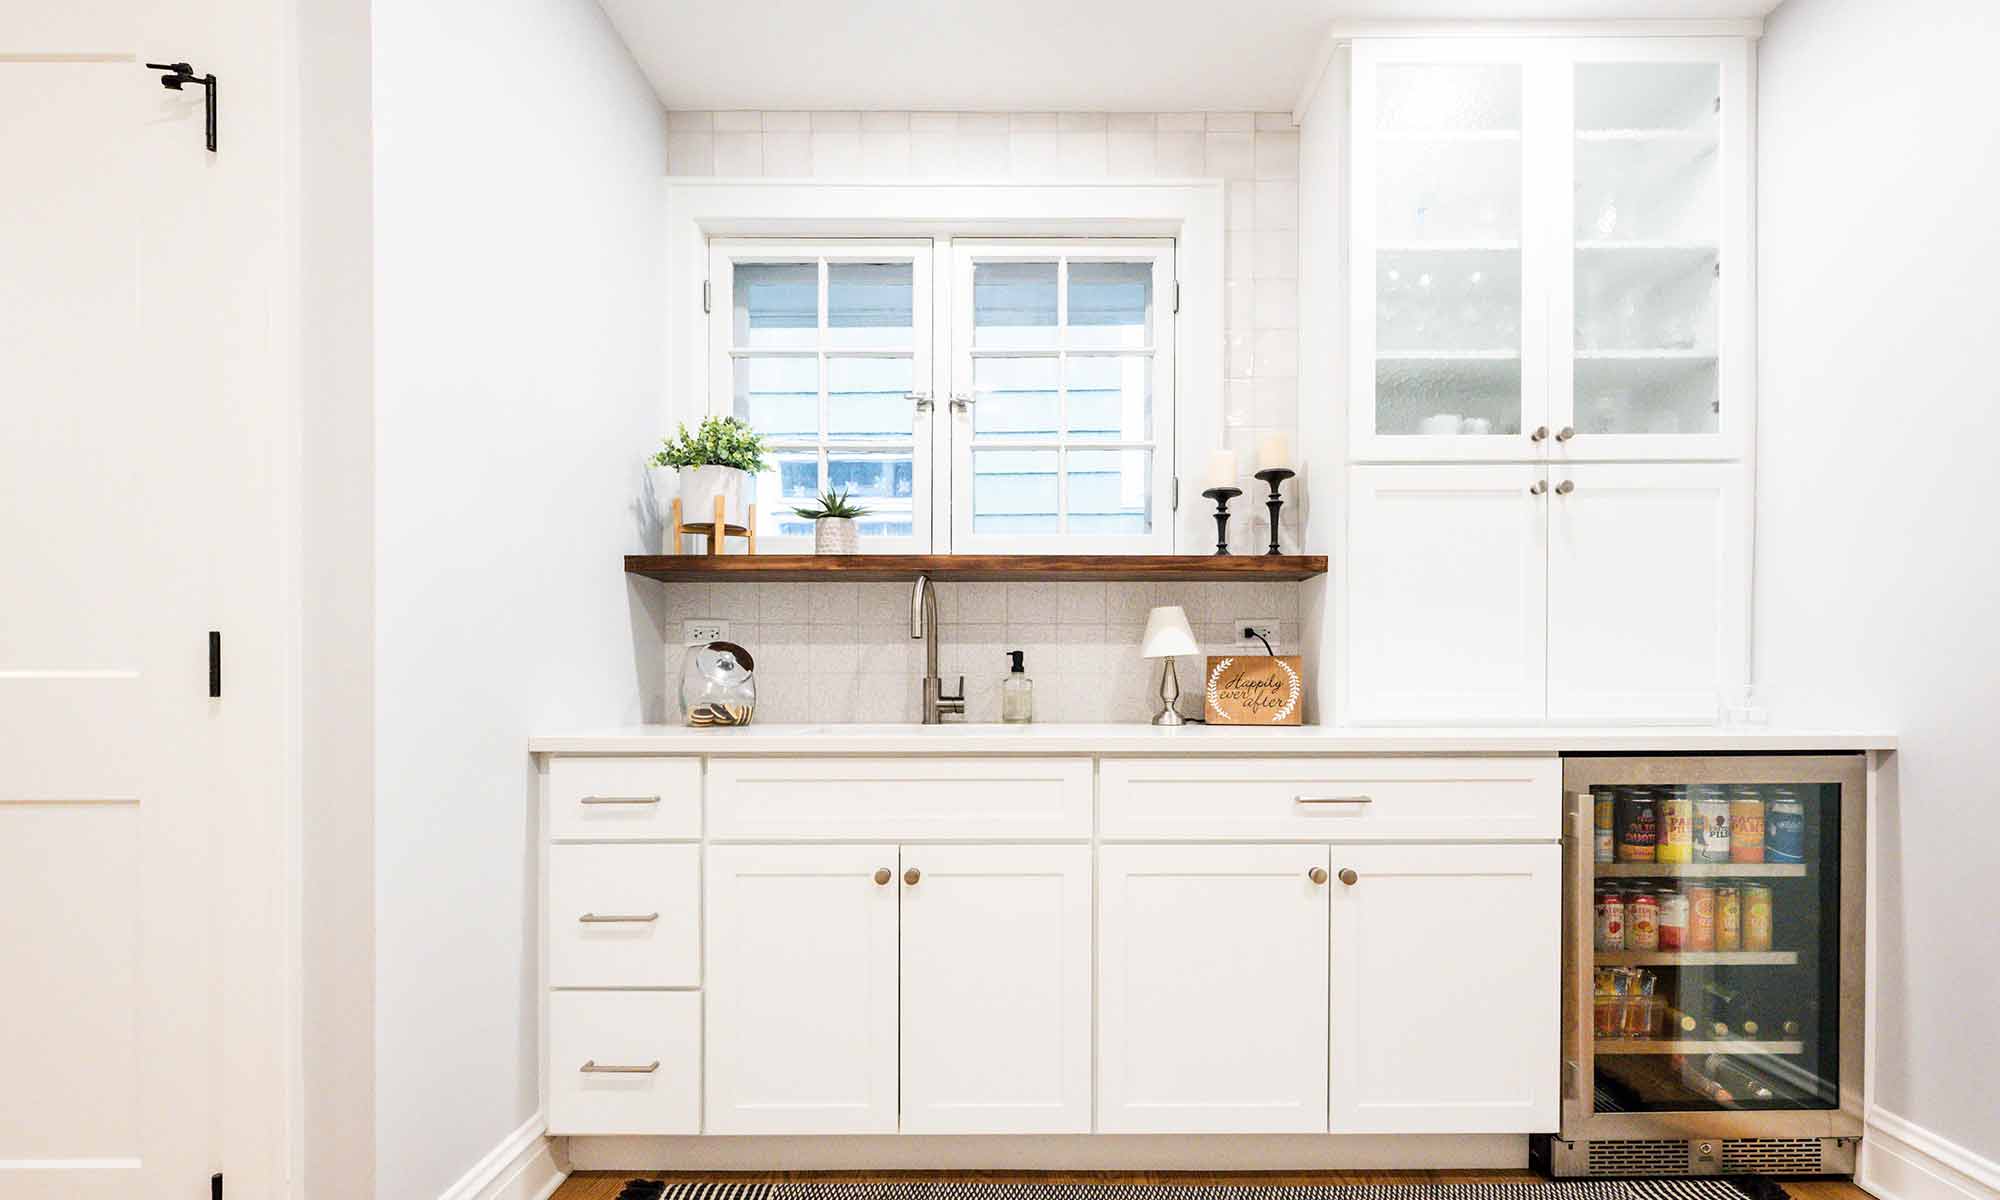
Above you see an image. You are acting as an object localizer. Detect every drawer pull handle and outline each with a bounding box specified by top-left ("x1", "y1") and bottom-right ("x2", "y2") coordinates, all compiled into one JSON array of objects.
[
  {"x1": 580, "y1": 795, "x2": 661, "y2": 805},
  {"x1": 579, "y1": 912, "x2": 660, "y2": 923},
  {"x1": 580, "y1": 1059, "x2": 659, "y2": 1074},
  {"x1": 1296, "y1": 794, "x2": 1372, "y2": 805}
]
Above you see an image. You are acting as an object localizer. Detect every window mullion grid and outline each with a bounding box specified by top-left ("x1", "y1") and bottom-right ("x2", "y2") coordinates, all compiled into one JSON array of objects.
[
  {"x1": 1056, "y1": 255, "x2": 1070, "y2": 535},
  {"x1": 816, "y1": 257, "x2": 830, "y2": 497}
]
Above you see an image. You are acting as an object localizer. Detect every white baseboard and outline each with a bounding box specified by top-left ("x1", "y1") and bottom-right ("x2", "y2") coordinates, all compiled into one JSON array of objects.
[
  {"x1": 440, "y1": 1111, "x2": 565, "y2": 1200},
  {"x1": 1863, "y1": 1109, "x2": 2000, "y2": 1200},
  {"x1": 566, "y1": 1133, "x2": 1527, "y2": 1172}
]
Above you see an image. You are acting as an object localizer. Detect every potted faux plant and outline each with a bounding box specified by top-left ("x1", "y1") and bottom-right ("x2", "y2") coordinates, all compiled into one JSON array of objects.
[
  {"x1": 791, "y1": 488, "x2": 871, "y2": 555},
  {"x1": 650, "y1": 416, "x2": 767, "y2": 540}
]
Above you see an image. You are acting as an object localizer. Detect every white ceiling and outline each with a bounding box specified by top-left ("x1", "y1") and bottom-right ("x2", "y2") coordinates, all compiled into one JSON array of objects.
[{"x1": 599, "y1": 0, "x2": 1784, "y2": 114}]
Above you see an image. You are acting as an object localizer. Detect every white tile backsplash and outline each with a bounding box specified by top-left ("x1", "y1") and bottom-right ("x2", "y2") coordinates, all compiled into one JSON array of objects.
[{"x1": 661, "y1": 108, "x2": 1302, "y2": 721}]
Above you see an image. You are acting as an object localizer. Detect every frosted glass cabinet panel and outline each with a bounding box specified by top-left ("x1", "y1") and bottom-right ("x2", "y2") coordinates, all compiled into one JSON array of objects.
[{"x1": 1351, "y1": 38, "x2": 1751, "y2": 463}]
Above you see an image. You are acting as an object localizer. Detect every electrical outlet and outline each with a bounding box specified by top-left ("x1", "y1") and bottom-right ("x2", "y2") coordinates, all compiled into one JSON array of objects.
[
  {"x1": 683, "y1": 619, "x2": 728, "y2": 646},
  {"x1": 1239, "y1": 623, "x2": 1275, "y2": 643}
]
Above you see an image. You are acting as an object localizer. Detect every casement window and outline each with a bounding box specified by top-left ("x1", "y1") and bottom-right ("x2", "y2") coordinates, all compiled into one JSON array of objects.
[{"x1": 709, "y1": 236, "x2": 1176, "y2": 553}]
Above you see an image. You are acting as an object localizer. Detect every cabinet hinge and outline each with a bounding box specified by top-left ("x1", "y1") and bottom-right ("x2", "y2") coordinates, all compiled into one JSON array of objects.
[
  {"x1": 1714, "y1": 259, "x2": 1722, "y2": 278},
  {"x1": 1171, "y1": 475, "x2": 1180, "y2": 512},
  {"x1": 1173, "y1": 281, "x2": 1181, "y2": 314},
  {"x1": 213, "y1": 1172, "x2": 223, "y2": 1200},
  {"x1": 208, "y1": 631, "x2": 221, "y2": 698},
  {"x1": 1714, "y1": 95, "x2": 1722, "y2": 114},
  {"x1": 702, "y1": 280, "x2": 711, "y2": 314}
]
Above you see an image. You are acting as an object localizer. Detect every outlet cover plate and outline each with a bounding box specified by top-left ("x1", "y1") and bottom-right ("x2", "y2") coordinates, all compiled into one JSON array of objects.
[{"x1": 683, "y1": 619, "x2": 728, "y2": 646}]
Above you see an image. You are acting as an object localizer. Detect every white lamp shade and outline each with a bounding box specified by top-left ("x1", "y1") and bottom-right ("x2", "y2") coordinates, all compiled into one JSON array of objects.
[{"x1": 1140, "y1": 605, "x2": 1199, "y2": 659}]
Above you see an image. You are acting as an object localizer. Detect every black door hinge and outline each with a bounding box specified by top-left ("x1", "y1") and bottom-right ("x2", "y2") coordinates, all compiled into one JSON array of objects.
[
  {"x1": 213, "y1": 1172, "x2": 223, "y2": 1200},
  {"x1": 145, "y1": 62, "x2": 218, "y2": 152},
  {"x1": 208, "y1": 631, "x2": 221, "y2": 698}
]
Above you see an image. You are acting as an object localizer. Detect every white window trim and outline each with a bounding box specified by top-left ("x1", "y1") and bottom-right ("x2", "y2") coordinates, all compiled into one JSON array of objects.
[{"x1": 666, "y1": 178, "x2": 1225, "y2": 555}]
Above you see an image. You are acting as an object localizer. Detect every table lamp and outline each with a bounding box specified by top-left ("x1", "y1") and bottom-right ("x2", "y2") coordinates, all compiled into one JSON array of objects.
[{"x1": 1141, "y1": 605, "x2": 1200, "y2": 727}]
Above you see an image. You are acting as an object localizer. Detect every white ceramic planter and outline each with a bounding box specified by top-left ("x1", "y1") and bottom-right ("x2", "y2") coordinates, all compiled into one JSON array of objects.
[
  {"x1": 677, "y1": 464, "x2": 756, "y2": 530},
  {"x1": 813, "y1": 516, "x2": 859, "y2": 555}
]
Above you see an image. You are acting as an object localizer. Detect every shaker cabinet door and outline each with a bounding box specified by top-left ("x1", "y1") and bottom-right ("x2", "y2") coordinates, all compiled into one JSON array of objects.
[
  {"x1": 899, "y1": 844, "x2": 1092, "y2": 1133},
  {"x1": 1328, "y1": 843, "x2": 1561, "y2": 1133},
  {"x1": 1098, "y1": 844, "x2": 1330, "y2": 1133},
  {"x1": 704, "y1": 844, "x2": 900, "y2": 1133}
]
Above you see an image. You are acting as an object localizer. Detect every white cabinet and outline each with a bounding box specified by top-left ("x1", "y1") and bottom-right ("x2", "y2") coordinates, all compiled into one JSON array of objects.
[
  {"x1": 704, "y1": 844, "x2": 900, "y2": 1134},
  {"x1": 899, "y1": 845, "x2": 1092, "y2": 1133},
  {"x1": 1350, "y1": 36, "x2": 1752, "y2": 464},
  {"x1": 1327, "y1": 844, "x2": 1559, "y2": 1133},
  {"x1": 1346, "y1": 462, "x2": 1746, "y2": 723},
  {"x1": 1098, "y1": 845, "x2": 1331, "y2": 1133},
  {"x1": 548, "y1": 991, "x2": 702, "y2": 1135},
  {"x1": 1546, "y1": 463, "x2": 1747, "y2": 720},
  {"x1": 705, "y1": 841, "x2": 1092, "y2": 1135},
  {"x1": 1346, "y1": 465, "x2": 1547, "y2": 721}
]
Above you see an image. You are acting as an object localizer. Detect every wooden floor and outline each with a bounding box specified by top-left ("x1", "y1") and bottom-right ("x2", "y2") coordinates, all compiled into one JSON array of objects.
[{"x1": 551, "y1": 1170, "x2": 1871, "y2": 1200}]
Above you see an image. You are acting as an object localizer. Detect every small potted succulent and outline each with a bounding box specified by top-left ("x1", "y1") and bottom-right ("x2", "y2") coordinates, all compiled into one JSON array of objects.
[
  {"x1": 791, "y1": 488, "x2": 871, "y2": 555},
  {"x1": 651, "y1": 416, "x2": 767, "y2": 539}
]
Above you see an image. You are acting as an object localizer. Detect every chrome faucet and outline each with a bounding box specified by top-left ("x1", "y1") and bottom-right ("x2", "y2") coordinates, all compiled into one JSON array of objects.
[{"x1": 910, "y1": 574, "x2": 965, "y2": 724}]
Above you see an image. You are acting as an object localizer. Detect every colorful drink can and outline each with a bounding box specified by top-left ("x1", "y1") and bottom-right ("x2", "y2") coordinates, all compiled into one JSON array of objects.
[
  {"x1": 1617, "y1": 788, "x2": 1659, "y2": 863},
  {"x1": 1627, "y1": 888, "x2": 1659, "y2": 952},
  {"x1": 1743, "y1": 883, "x2": 1774, "y2": 951},
  {"x1": 1658, "y1": 887, "x2": 1689, "y2": 951},
  {"x1": 1715, "y1": 885, "x2": 1743, "y2": 951},
  {"x1": 1594, "y1": 787, "x2": 1616, "y2": 864},
  {"x1": 1693, "y1": 784, "x2": 1732, "y2": 862},
  {"x1": 1766, "y1": 788, "x2": 1806, "y2": 863},
  {"x1": 1685, "y1": 883, "x2": 1717, "y2": 951},
  {"x1": 1729, "y1": 787, "x2": 1766, "y2": 863},
  {"x1": 1658, "y1": 786, "x2": 1694, "y2": 863},
  {"x1": 1596, "y1": 887, "x2": 1626, "y2": 951}
]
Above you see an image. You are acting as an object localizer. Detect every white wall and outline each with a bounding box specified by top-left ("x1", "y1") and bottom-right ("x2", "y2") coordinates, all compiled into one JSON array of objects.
[
  {"x1": 369, "y1": 0, "x2": 668, "y2": 1193},
  {"x1": 1756, "y1": 0, "x2": 2000, "y2": 1174}
]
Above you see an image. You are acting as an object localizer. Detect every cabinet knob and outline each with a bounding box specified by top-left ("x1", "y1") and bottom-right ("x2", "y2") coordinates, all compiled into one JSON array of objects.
[
  {"x1": 1529, "y1": 480, "x2": 1548, "y2": 495},
  {"x1": 873, "y1": 867, "x2": 892, "y2": 886},
  {"x1": 1531, "y1": 425, "x2": 1550, "y2": 442},
  {"x1": 1309, "y1": 866, "x2": 1329, "y2": 885},
  {"x1": 1555, "y1": 480, "x2": 1575, "y2": 495},
  {"x1": 1337, "y1": 868, "x2": 1359, "y2": 886},
  {"x1": 1556, "y1": 425, "x2": 1575, "y2": 442},
  {"x1": 904, "y1": 867, "x2": 921, "y2": 886}
]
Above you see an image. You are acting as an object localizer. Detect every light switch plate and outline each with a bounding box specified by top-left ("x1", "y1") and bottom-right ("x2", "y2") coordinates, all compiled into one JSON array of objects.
[{"x1": 683, "y1": 619, "x2": 728, "y2": 646}]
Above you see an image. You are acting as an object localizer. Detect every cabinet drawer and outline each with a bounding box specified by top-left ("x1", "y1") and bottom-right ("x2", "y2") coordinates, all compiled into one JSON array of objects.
[
  {"x1": 547, "y1": 756, "x2": 700, "y2": 840},
  {"x1": 1100, "y1": 757, "x2": 1559, "y2": 841},
  {"x1": 547, "y1": 990, "x2": 700, "y2": 1135},
  {"x1": 707, "y1": 757, "x2": 1091, "y2": 840},
  {"x1": 548, "y1": 843, "x2": 699, "y2": 987}
]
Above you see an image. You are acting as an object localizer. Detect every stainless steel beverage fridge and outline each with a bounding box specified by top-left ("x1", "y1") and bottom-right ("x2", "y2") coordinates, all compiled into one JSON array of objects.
[{"x1": 1533, "y1": 755, "x2": 1865, "y2": 1177}]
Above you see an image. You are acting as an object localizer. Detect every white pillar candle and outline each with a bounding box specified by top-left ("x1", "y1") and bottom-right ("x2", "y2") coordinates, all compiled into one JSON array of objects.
[
  {"x1": 1203, "y1": 449, "x2": 1236, "y2": 488},
  {"x1": 1257, "y1": 433, "x2": 1292, "y2": 471}
]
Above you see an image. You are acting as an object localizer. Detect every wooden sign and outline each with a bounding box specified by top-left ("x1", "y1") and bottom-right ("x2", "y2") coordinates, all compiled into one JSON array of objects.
[{"x1": 1203, "y1": 655, "x2": 1304, "y2": 725}]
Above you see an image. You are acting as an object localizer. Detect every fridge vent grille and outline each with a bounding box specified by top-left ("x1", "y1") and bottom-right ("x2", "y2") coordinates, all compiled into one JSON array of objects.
[
  {"x1": 1722, "y1": 1138, "x2": 1826, "y2": 1173},
  {"x1": 1587, "y1": 1140, "x2": 1691, "y2": 1175}
]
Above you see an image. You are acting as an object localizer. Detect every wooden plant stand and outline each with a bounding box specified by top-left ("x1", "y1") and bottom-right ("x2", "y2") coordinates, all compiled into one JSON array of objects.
[{"x1": 670, "y1": 494, "x2": 756, "y2": 556}]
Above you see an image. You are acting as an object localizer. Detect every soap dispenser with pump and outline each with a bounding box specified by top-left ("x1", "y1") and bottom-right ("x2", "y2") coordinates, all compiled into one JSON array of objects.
[{"x1": 1001, "y1": 650, "x2": 1033, "y2": 724}]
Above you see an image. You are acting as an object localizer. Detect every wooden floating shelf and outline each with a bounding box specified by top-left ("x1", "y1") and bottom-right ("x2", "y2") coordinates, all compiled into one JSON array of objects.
[
  {"x1": 1595, "y1": 863, "x2": 1809, "y2": 879},
  {"x1": 1595, "y1": 1039, "x2": 1804, "y2": 1057},
  {"x1": 625, "y1": 554, "x2": 1330, "y2": 584},
  {"x1": 1597, "y1": 950, "x2": 1799, "y2": 967}
]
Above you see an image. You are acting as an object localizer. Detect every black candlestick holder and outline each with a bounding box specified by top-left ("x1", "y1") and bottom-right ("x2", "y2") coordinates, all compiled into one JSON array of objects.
[
  {"x1": 1200, "y1": 486, "x2": 1242, "y2": 555},
  {"x1": 1253, "y1": 467, "x2": 1295, "y2": 556}
]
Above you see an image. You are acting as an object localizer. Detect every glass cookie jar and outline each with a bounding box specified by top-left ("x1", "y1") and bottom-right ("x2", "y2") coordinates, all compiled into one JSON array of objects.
[{"x1": 680, "y1": 640, "x2": 756, "y2": 727}]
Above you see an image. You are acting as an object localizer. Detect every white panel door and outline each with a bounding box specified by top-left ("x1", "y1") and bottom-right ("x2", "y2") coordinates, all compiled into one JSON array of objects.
[
  {"x1": 900, "y1": 845, "x2": 1092, "y2": 1133},
  {"x1": 1, "y1": 23, "x2": 230, "y2": 1199},
  {"x1": 1098, "y1": 845, "x2": 1330, "y2": 1133},
  {"x1": 1328, "y1": 843, "x2": 1560, "y2": 1133},
  {"x1": 1546, "y1": 463, "x2": 1747, "y2": 720},
  {"x1": 1346, "y1": 465, "x2": 1547, "y2": 721},
  {"x1": 704, "y1": 845, "x2": 900, "y2": 1133}
]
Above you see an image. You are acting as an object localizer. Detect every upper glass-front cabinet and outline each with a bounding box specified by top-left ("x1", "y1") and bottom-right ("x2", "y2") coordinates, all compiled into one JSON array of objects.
[{"x1": 1350, "y1": 38, "x2": 1751, "y2": 463}]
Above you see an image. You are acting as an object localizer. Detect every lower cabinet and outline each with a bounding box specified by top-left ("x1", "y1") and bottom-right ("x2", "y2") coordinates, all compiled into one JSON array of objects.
[
  {"x1": 705, "y1": 842, "x2": 1092, "y2": 1135},
  {"x1": 1098, "y1": 844, "x2": 1332, "y2": 1133},
  {"x1": 548, "y1": 990, "x2": 701, "y2": 1135},
  {"x1": 1327, "y1": 842, "x2": 1560, "y2": 1133}
]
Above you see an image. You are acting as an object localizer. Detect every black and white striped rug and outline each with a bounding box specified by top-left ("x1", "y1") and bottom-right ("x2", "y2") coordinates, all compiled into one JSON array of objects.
[{"x1": 611, "y1": 1183, "x2": 1771, "y2": 1200}]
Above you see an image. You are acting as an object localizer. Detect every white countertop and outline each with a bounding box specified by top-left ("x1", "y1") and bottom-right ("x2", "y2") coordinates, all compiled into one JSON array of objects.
[{"x1": 529, "y1": 723, "x2": 1896, "y2": 755}]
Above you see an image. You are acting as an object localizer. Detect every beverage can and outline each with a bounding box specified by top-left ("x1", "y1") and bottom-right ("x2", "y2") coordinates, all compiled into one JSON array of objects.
[
  {"x1": 1743, "y1": 883, "x2": 1774, "y2": 951},
  {"x1": 1658, "y1": 786, "x2": 1694, "y2": 863},
  {"x1": 1685, "y1": 883, "x2": 1717, "y2": 951},
  {"x1": 1730, "y1": 787, "x2": 1766, "y2": 863},
  {"x1": 1617, "y1": 788, "x2": 1659, "y2": 863},
  {"x1": 1693, "y1": 784, "x2": 1732, "y2": 862},
  {"x1": 1716, "y1": 885, "x2": 1743, "y2": 951},
  {"x1": 1595, "y1": 887, "x2": 1626, "y2": 951},
  {"x1": 1593, "y1": 787, "x2": 1616, "y2": 864},
  {"x1": 1627, "y1": 888, "x2": 1660, "y2": 952},
  {"x1": 1766, "y1": 788, "x2": 1807, "y2": 863},
  {"x1": 1658, "y1": 887, "x2": 1689, "y2": 950}
]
